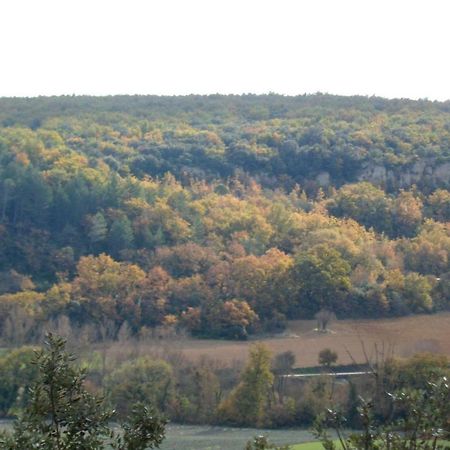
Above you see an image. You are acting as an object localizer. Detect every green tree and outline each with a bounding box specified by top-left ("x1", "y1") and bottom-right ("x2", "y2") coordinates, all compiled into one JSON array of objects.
[
  {"x1": 218, "y1": 344, "x2": 274, "y2": 426},
  {"x1": 88, "y1": 212, "x2": 108, "y2": 250},
  {"x1": 315, "y1": 375, "x2": 450, "y2": 450},
  {"x1": 403, "y1": 272, "x2": 433, "y2": 313},
  {"x1": 0, "y1": 334, "x2": 166, "y2": 450},
  {"x1": 327, "y1": 182, "x2": 392, "y2": 235},
  {"x1": 108, "y1": 216, "x2": 135, "y2": 257},
  {"x1": 0, "y1": 347, "x2": 38, "y2": 417},
  {"x1": 108, "y1": 357, "x2": 174, "y2": 418},
  {"x1": 292, "y1": 244, "x2": 352, "y2": 316}
]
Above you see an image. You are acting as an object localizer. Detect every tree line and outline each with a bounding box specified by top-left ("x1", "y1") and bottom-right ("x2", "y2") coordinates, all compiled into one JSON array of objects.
[
  {"x1": 0, "y1": 95, "x2": 450, "y2": 340},
  {"x1": 1, "y1": 336, "x2": 449, "y2": 437}
]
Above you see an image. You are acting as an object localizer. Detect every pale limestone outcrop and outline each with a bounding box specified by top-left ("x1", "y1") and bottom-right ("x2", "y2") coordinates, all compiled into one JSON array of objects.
[{"x1": 357, "y1": 159, "x2": 450, "y2": 188}]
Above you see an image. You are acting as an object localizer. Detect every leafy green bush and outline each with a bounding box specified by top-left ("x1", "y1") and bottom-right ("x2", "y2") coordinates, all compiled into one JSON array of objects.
[
  {"x1": 107, "y1": 356, "x2": 174, "y2": 418},
  {"x1": 0, "y1": 346, "x2": 37, "y2": 417},
  {"x1": 0, "y1": 334, "x2": 166, "y2": 450}
]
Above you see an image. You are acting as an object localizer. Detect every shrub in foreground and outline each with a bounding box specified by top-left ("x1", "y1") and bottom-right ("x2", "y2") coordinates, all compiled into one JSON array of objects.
[{"x1": 0, "y1": 333, "x2": 166, "y2": 450}]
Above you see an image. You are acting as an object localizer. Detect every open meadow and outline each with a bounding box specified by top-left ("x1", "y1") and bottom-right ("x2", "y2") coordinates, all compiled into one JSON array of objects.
[
  {"x1": 0, "y1": 421, "x2": 316, "y2": 450},
  {"x1": 143, "y1": 312, "x2": 450, "y2": 367},
  {"x1": 159, "y1": 425, "x2": 316, "y2": 450}
]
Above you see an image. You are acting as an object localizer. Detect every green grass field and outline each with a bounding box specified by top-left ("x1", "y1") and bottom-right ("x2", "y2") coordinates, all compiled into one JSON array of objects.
[
  {"x1": 290, "y1": 439, "x2": 450, "y2": 449},
  {"x1": 1, "y1": 422, "x2": 316, "y2": 450},
  {"x1": 291, "y1": 441, "x2": 339, "y2": 449},
  {"x1": 291, "y1": 443, "x2": 324, "y2": 449},
  {"x1": 4, "y1": 420, "x2": 444, "y2": 450},
  {"x1": 157, "y1": 425, "x2": 316, "y2": 450}
]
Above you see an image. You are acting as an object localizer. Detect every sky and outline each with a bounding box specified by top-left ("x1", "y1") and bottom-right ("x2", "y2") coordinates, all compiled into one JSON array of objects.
[{"x1": 1, "y1": 0, "x2": 450, "y2": 100}]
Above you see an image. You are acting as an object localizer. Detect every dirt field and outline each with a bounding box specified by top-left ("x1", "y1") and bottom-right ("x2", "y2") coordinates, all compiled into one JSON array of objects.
[{"x1": 158, "y1": 312, "x2": 450, "y2": 367}]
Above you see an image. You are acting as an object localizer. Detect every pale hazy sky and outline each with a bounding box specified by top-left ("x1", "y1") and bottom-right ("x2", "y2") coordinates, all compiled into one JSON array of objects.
[{"x1": 1, "y1": 0, "x2": 450, "y2": 100}]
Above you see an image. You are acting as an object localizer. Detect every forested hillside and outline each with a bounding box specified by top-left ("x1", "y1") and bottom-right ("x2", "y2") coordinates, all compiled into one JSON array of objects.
[{"x1": 1, "y1": 94, "x2": 450, "y2": 341}]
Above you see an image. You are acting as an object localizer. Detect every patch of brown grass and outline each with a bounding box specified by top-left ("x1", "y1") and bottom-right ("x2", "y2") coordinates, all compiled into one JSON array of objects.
[{"x1": 168, "y1": 312, "x2": 450, "y2": 367}]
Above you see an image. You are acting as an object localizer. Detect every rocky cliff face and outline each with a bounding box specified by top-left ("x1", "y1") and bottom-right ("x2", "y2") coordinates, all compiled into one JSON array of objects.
[
  {"x1": 358, "y1": 160, "x2": 450, "y2": 189},
  {"x1": 315, "y1": 159, "x2": 450, "y2": 190}
]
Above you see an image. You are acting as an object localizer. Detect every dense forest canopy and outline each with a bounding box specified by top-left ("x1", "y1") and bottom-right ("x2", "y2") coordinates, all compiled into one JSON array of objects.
[{"x1": 1, "y1": 94, "x2": 450, "y2": 341}]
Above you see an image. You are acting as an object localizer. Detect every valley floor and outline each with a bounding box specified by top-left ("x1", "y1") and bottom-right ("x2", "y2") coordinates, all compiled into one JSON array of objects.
[
  {"x1": 163, "y1": 312, "x2": 450, "y2": 367},
  {"x1": 0, "y1": 421, "x2": 316, "y2": 450}
]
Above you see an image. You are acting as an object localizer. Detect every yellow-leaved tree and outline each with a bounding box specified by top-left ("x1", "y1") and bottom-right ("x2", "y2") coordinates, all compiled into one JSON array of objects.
[{"x1": 218, "y1": 344, "x2": 274, "y2": 427}]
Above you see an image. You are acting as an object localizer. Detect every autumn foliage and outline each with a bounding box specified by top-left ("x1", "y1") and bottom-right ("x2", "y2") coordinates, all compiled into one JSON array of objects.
[{"x1": 0, "y1": 95, "x2": 449, "y2": 341}]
